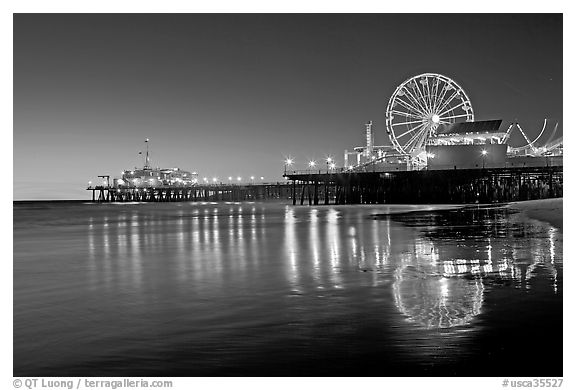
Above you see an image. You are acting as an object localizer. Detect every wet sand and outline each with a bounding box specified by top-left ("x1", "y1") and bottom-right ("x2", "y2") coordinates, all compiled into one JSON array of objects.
[{"x1": 507, "y1": 198, "x2": 563, "y2": 229}]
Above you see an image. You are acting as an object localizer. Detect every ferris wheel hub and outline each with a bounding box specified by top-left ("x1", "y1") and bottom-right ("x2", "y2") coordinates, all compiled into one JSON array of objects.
[{"x1": 431, "y1": 114, "x2": 440, "y2": 124}]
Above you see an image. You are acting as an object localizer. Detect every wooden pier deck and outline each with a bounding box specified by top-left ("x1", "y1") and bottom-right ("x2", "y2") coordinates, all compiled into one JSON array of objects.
[
  {"x1": 88, "y1": 166, "x2": 562, "y2": 205},
  {"x1": 284, "y1": 166, "x2": 562, "y2": 205},
  {"x1": 87, "y1": 182, "x2": 294, "y2": 203}
]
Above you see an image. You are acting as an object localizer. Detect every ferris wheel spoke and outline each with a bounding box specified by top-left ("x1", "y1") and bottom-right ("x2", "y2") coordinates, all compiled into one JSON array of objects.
[
  {"x1": 396, "y1": 121, "x2": 427, "y2": 139},
  {"x1": 391, "y1": 119, "x2": 424, "y2": 127},
  {"x1": 435, "y1": 89, "x2": 458, "y2": 114},
  {"x1": 403, "y1": 84, "x2": 426, "y2": 115},
  {"x1": 395, "y1": 96, "x2": 425, "y2": 115},
  {"x1": 414, "y1": 130, "x2": 429, "y2": 150},
  {"x1": 433, "y1": 81, "x2": 452, "y2": 113},
  {"x1": 405, "y1": 131, "x2": 428, "y2": 153},
  {"x1": 401, "y1": 88, "x2": 428, "y2": 115},
  {"x1": 439, "y1": 113, "x2": 470, "y2": 121},
  {"x1": 413, "y1": 80, "x2": 431, "y2": 114},
  {"x1": 438, "y1": 100, "x2": 468, "y2": 117},
  {"x1": 420, "y1": 77, "x2": 430, "y2": 110},
  {"x1": 391, "y1": 119, "x2": 426, "y2": 127},
  {"x1": 390, "y1": 110, "x2": 425, "y2": 120},
  {"x1": 416, "y1": 82, "x2": 432, "y2": 114},
  {"x1": 404, "y1": 124, "x2": 430, "y2": 151},
  {"x1": 432, "y1": 93, "x2": 443, "y2": 113},
  {"x1": 424, "y1": 77, "x2": 434, "y2": 111},
  {"x1": 395, "y1": 97, "x2": 427, "y2": 117},
  {"x1": 431, "y1": 78, "x2": 444, "y2": 112},
  {"x1": 435, "y1": 90, "x2": 461, "y2": 116},
  {"x1": 428, "y1": 83, "x2": 438, "y2": 112}
]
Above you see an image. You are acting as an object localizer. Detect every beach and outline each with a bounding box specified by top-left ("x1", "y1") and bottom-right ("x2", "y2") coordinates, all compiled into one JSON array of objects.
[{"x1": 507, "y1": 198, "x2": 563, "y2": 229}]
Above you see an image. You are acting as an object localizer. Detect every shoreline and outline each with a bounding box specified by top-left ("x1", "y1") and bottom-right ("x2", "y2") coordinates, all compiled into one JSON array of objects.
[
  {"x1": 13, "y1": 198, "x2": 564, "y2": 231},
  {"x1": 506, "y1": 198, "x2": 563, "y2": 230}
]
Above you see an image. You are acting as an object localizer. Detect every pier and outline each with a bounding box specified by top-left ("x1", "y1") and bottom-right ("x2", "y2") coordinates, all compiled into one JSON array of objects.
[
  {"x1": 88, "y1": 166, "x2": 562, "y2": 205},
  {"x1": 87, "y1": 182, "x2": 294, "y2": 203},
  {"x1": 86, "y1": 85, "x2": 563, "y2": 206},
  {"x1": 284, "y1": 166, "x2": 562, "y2": 205}
]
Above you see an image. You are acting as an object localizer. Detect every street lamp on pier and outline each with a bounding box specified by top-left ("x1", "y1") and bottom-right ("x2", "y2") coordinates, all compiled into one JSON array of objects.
[
  {"x1": 284, "y1": 158, "x2": 293, "y2": 175},
  {"x1": 326, "y1": 157, "x2": 332, "y2": 173},
  {"x1": 308, "y1": 160, "x2": 316, "y2": 173},
  {"x1": 481, "y1": 149, "x2": 488, "y2": 169}
]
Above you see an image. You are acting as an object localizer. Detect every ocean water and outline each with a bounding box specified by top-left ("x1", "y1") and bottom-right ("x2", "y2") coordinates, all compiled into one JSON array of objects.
[{"x1": 13, "y1": 201, "x2": 562, "y2": 376}]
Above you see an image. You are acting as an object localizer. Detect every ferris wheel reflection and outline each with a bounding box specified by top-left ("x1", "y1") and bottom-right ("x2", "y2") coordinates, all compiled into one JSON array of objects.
[
  {"x1": 390, "y1": 210, "x2": 560, "y2": 330},
  {"x1": 392, "y1": 261, "x2": 484, "y2": 329}
]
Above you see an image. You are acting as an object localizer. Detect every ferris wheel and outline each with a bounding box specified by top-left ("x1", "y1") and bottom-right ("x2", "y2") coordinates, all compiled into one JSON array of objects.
[{"x1": 385, "y1": 73, "x2": 474, "y2": 156}]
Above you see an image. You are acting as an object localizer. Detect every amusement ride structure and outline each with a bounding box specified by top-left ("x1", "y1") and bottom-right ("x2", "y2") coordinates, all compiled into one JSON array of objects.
[
  {"x1": 386, "y1": 73, "x2": 475, "y2": 163},
  {"x1": 87, "y1": 71, "x2": 562, "y2": 204},
  {"x1": 346, "y1": 72, "x2": 563, "y2": 171}
]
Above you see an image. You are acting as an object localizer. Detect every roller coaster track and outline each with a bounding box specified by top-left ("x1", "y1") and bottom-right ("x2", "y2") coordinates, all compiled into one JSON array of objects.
[{"x1": 505, "y1": 119, "x2": 562, "y2": 155}]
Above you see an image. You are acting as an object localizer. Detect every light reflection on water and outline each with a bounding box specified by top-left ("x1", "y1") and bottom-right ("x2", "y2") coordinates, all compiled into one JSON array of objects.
[{"x1": 13, "y1": 202, "x2": 562, "y2": 376}]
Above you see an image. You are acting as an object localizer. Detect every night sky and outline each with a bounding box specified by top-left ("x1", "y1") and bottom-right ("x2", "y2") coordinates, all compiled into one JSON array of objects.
[{"x1": 14, "y1": 14, "x2": 562, "y2": 200}]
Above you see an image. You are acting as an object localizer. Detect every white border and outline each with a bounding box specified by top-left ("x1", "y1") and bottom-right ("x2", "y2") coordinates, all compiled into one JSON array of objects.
[{"x1": 5, "y1": 3, "x2": 573, "y2": 389}]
